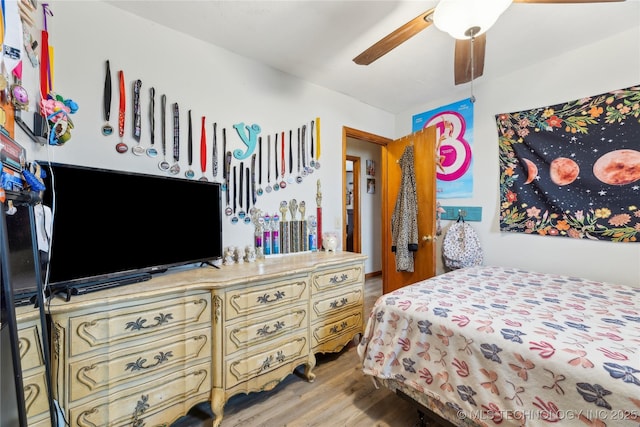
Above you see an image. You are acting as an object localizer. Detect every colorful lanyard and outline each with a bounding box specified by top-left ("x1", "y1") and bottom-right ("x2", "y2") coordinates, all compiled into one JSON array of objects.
[
  {"x1": 212, "y1": 122, "x2": 218, "y2": 178},
  {"x1": 281, "y1": 131, "x2": 285, "y2": 179},
  {"x1": 118, "y1": 70, "x2": 125, "y2": 140},
  {"x1": 133, "y1": 79, "x2": 142, "y2": 141},
  {"x1": 173, "y1": 103, "x2": 180, "y2": 162},
  {"x1": 201, "y1": 116, "x2": 207, "y2": 175}
]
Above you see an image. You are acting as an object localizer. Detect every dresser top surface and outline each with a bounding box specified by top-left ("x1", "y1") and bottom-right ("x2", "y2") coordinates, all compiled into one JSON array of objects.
[{"x1": 46, "y1": 251, "x2": 367, "y2": 311}]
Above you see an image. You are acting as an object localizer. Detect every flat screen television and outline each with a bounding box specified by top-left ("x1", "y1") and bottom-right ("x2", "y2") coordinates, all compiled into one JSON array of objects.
[{"x1": 39, "y1": 162, "x2": 223, "y2": 297}]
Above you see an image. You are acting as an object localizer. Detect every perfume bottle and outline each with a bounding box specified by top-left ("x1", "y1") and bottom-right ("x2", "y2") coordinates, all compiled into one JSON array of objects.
[
  {"x1": 272, "y1": 213, "x2": 280, "y2": 254},
  {"x1": 254, "y1": 221, "x2": 263, "y2": 252},
  {"x1": 263, "y1": 214, "x2": 271, "y2": 256},
  {"x1": 308, "y1": 215, "x2": 317, "y2": 252}
]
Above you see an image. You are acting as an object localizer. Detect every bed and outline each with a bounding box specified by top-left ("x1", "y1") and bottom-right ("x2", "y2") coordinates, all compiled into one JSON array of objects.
[{"x1": 357, "y1": 266, "x2": 640, "y2": 426}]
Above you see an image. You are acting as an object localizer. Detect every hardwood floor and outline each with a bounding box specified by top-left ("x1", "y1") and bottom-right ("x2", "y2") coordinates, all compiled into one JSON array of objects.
[{"x1": 172, "y1": 275, "x2": 432, "y2": 427}]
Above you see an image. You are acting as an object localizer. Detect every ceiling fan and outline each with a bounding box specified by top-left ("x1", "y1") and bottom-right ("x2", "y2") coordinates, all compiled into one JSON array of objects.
[{"x1": 353, "y1": 0, "x2": 625, "y2": 86}]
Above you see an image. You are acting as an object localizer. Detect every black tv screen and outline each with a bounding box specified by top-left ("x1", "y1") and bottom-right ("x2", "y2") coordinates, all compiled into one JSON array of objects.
[{"x1": 40, "y1": 162, "x2": 223, "y2": 292}]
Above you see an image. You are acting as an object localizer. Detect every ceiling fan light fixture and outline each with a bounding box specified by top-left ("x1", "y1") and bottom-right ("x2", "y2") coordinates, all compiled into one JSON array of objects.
[{"x1": 434, "y1": 0, "x2": 513, "y2": 39}]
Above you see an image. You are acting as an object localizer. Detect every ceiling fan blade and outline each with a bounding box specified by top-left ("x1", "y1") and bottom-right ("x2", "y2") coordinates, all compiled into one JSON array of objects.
[
  {"x1": 454, "y1": 33, "x2": 486, "y2": 85},
  {"x1": 513, "y1": 0, "x2": 623, "y2": 3},
  {"x1": 353, "y1": 8, "x2": 435, "y2": 65}
]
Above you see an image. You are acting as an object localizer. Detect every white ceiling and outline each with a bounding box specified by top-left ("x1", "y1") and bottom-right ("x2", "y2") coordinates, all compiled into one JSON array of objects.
[{"x1": 106, "y1": 0, "x2": 639, "y2": 114}]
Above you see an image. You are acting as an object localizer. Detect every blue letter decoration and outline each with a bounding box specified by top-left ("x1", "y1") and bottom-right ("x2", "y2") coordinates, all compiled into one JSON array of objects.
[{"x1": 233, "y1": 122, "x2": 261, "y2": 160}]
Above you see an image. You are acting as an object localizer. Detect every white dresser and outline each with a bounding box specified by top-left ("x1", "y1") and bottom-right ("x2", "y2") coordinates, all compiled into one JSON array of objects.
[{"x1": 45, "y1": 251, "x2": 366, "y2": 426}]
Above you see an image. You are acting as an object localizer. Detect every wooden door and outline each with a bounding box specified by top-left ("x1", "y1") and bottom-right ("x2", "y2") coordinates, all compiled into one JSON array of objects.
[{"x1": 382, "y1": 126, "x2": 437, "y2": 294}]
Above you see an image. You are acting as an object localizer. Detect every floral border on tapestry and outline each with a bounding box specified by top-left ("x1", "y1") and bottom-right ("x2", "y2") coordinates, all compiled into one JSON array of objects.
[{"x1": 496, "y1": 85, "x2": 640, "y2": 242}]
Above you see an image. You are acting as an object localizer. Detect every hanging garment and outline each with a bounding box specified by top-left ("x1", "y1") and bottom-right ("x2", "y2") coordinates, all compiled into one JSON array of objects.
[
  {"x1": 442, "y1": 218, "x2": 483, "y2": 270},
  {"x1": 391, "y1": 145, "x2": 418, "y2": 272}
]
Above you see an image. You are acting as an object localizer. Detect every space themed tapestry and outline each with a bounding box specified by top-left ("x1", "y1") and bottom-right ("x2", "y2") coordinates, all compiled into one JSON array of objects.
[{"x1": 496, "y1": 85, "x2": 640, "y2": 243}]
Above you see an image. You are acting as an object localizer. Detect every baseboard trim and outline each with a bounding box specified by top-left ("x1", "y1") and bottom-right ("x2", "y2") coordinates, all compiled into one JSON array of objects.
[{"x1": 365, "y1": 271, "x2": 381, "y2": 279}]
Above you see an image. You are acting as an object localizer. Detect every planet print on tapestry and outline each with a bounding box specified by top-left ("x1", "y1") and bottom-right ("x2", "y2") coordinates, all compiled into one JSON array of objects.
[
  {"x1": 496, "y1": 84, "x2": 640, "y2": 242},
  {"x1": 549, "y1": 157, "x2": 580, "y2": 186},
  {"x1": 593, "y1": 149, "x2": 640, "y2": 186}
]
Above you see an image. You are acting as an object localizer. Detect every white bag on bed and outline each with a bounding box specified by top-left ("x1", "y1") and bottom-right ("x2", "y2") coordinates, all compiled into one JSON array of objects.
[{"x1": 442, "y1": 220, "x2": 483, "y2": 269}]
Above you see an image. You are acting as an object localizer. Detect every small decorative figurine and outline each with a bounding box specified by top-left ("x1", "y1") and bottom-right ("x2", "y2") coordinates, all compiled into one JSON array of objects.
[
  {"x1": 323, "y1": 232, "x2": 338, "y2": 252},
  {"x1": 279, "y1": 201, "x2": 288, "y2": 222},
  {"x1": 289, "y1": 199, "x2": 298, "y2": 220},
  {"x1": 234, "y1": 247, "x2": 244, "y2": 264},
  {"x1": 245, "y1": 245, "x2": 257, "y2": 263},
  {"x1": 299, "y1": 201, "x2": 306, "y2": 220},
  {"x1": 223, "y1": 247, "x2": 235, "y2": 265}
]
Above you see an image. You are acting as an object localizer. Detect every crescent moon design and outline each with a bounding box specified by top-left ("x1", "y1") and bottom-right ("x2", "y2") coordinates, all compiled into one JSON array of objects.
[{"x1": 524, "y1": 158, "x2": 538, "y2": 184}]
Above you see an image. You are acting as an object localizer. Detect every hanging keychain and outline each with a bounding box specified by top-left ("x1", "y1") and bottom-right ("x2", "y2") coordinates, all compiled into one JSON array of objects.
[
  {"x1": 185, "y1": 110, "x2": 195, "y2": 179},
  {"x1": 101, "y1": 60, "x2": 113, "y2": 135},
  {"x1": 131, "y1": 79, "x2": 145, "y2": 155},
  {"x1": 146, "y1": 87, "x2": 158, "y2": 157},
  {"x1": 212, "y1": 122, "x2": 218, "y2": 181},
  {"x1": 265, "y1": 135, "x2": 272, "y2": 193},
  {"x1": 169, "y1": 103, "x2": 181, "y2": 175},
  {"x1": 199, "y1": 116, "x2": 208, "y2": 181},
  {"x1": 115, "y1": 70, "x2": 128, "y2": 153},
  {"x1": 158, "y1": 94, "x2": 171, "y2": 171}
]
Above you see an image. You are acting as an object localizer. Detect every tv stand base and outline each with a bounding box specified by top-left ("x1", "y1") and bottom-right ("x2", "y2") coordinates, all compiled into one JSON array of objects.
[
  {"x1": 200, "y1": 261, "x2": 220, "y2": 269},
  {"x1": 60, "y1": 273, "x2": 152, "y2": 302}
]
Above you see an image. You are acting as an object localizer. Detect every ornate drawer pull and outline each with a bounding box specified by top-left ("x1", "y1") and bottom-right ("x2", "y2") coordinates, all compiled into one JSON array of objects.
[
  {"x1": 330, "y1": 321, "x2": 349, "y2": 334},
  {"x1": 23, "y1": 383, "x2": 39, "y2": 414},
  {"x1": 257, "y1": 320, "x2": 285, "y2": 337},
  {"x1": 257, "y1": 290, "x2": 285, "y2": 304},
  {"x1": 125, "y1": 313, "x2": 174, "y2": 332},
  {"x1": 329, "y1": 297, "x2": 349, "y2": 309},
  {"x1": 132, "y1": 394, "x2": 150, "y2": 427},
  {"x1": 259, "y1": 350, "x2": 286, "y2": 373},
  {"x1": 18, "y1": 336, "x2": 30, "y2": 360},
  {"x1": 329, "y1": 273, "x2": 349, "y2": 284},
  {"x1": 125, "y1": 351, "x2": 174, "y2": 372}
]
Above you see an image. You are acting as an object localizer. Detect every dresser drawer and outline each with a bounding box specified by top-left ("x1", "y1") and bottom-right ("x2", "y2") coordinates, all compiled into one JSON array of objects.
[
  {"x1": 23, "y1": 368, "x2": 50, "y2": 423},
  {"x1": 27, "y1": 417, "x2": 52, "y2": 427},
  {"x1": 68, "y1": 326, "x2": 211, "y2": 402},
  {"x1": 68, "y1": 361, "x2": 211, "y2": 427},
  {"x1": 311, "y1": 310, "x2": 363, "y2": 352},
  {"x1": 65, "y1": 292, "x2": 210, "y2": 356},
  {"x1": 225, "y1": 276, "x2": 308, "y2": 321},
  {"x1": 225, "y1": 332, "x2": 309, "y2": 389},
  {"x1": 18, "y1": 323, "x2": 44, "y2": 372},
  {"x1": 311, "y1": 264, "x2": 363, "y2": 294},
  {"x1": 226, "y1": 304, "x2": 307, "y2": 356},
  {"x1": 311, "y1": 286, "x2": 363, "y2": 323}
]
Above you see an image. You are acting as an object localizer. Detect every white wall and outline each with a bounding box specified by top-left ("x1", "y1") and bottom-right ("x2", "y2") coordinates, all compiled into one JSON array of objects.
[
  {"x1": 395, "y1": 25, "x2": 640, "y2": 288},
  {"x1": 346, "y1": 138, "x2": 382, "y2": 274},
  {"x1": 15, "y1": 1, "x2": 394, "y2": 254},
  {"x1": 13, "y1": 2, "x2": 640, "y2": 287}
]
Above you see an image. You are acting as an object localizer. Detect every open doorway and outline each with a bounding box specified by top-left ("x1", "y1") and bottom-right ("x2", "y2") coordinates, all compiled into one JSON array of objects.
[
  {"x1": 345, "y1": 156, "x2": 360, "y2": 253},
  {"x1": 343, "y1": 127, "x2": 388, "y2": 278}
]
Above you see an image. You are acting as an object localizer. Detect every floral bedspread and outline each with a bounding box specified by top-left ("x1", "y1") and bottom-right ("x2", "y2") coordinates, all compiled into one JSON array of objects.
[{"x1": 357, "y1": 266, "x2": 640, "y2": 426}]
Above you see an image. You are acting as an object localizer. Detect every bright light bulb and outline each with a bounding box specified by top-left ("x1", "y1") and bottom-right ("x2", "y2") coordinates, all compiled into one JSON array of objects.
[{"x1": 434, "y1": 0, "x2": 513, "y2": 39}]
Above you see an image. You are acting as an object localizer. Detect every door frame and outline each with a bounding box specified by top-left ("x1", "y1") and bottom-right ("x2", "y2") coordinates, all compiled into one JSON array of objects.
[
  {"x1": 345, "y1": 155, "x2": 361, "y2": 253},
  {"x1": 342, "y1": 126, "x2": 391, "y2": 271}
]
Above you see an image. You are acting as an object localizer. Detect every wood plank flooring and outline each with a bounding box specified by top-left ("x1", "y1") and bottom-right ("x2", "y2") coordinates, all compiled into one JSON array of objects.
[{"x1": 172, "y1": 275, "x2": 436, "y2": 427}]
